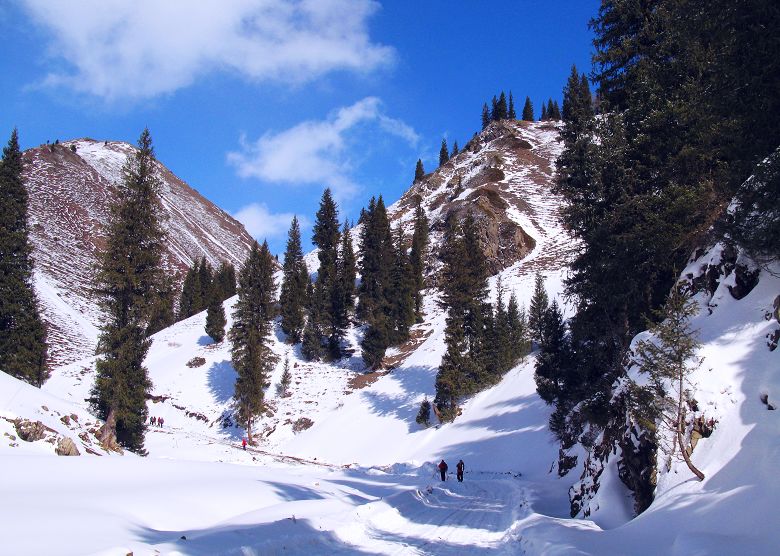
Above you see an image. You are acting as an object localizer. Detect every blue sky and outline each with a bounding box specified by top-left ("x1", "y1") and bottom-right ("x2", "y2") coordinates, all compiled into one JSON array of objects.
[{"x1": 0, "y1": 0, "x2": 598, "y2": 255}]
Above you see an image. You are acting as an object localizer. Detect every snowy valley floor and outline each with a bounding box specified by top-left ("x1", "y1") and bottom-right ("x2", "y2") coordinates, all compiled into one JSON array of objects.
[{"x1": 2, "y1": 261, "x2": 780, "y2": 554}]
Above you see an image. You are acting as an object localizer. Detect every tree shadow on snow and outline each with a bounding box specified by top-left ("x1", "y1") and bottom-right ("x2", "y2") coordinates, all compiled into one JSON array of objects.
[
  {"x1": 134, "y1": 517, "x2": 376, "y2": 555},
  {"x1": 197, "y1": 335, "x2": 215, "y2": 346},
  {"x1": 357, "y1": 364, "x2": 439, "y2": 431},
  {"x1": 207, "y1": 359, "x2": 236, "y2": 405}
]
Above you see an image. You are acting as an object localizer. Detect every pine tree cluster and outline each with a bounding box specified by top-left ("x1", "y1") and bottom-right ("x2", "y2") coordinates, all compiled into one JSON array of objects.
[
  {"x1": 541, "y1": 0, "x2": 780, "y2": 450},
  {"x1": 433, "y1": 214, "x2": 530, "y2": 421},
  {"x1": 539, "y1": 98, "x2": 562, "y2": 121},
  {"x1": 179, "y1": 257, "x2": 236, "y2": 321}
]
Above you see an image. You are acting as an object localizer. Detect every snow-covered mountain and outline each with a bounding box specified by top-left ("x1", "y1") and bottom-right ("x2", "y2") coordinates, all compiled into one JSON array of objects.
[
  {"x1": 22, "y1": 139, "x2": 255, "y2": 367},
  {"x1": 2, "y1": 122, "x2": 778, "y2": 554}
]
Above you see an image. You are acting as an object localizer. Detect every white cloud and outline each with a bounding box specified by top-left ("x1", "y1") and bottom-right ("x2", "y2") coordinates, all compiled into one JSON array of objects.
[
  {"x1": 21, "y1": 0, "x2": 393, "y2": 100},
  {"x1": 233, "y1": 202, "x2": 309, "y2": 243},
  {"x1": 227, "y1": 96, "x2": 418, "y2": 199}
]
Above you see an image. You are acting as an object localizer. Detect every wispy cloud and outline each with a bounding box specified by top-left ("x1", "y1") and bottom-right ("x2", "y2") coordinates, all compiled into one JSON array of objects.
[
  {"x1": 233, "y1": 202, "x2": 309, "y2": 244},
  {"x1": 20, "y1": 0, "x2": 393, "y2": 101},
  {"x1": 227, "y1": 97, "x2": 419, "y2": 199}
]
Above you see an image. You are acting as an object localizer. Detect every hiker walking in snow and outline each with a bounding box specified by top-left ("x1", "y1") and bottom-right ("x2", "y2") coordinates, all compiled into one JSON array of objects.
[
  {"x1": 438, "y1": 460, "x2": 448, "y2": 481},
  {"x1": 150, "y1": 416, "x2": 156, "y2": 427},
  {"x1": 158, "y1": 417, "x2": 164, "y2": 428},
  {"x1": 242, "y1": 438, "x2": 247, "y2": 451},
  {"x1": 456, "y1": 460, "x2": 464, "y2": 482}
]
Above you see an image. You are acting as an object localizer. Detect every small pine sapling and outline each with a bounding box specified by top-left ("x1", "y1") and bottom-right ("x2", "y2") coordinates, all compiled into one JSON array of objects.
[{"x1": 416, "y1": 398, "x2": 432, "y2": 427}]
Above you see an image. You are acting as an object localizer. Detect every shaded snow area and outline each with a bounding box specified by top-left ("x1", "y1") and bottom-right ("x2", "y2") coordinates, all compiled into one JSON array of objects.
[{"x1": 3, "y1": 255, "x2": 778, "y2": 554}]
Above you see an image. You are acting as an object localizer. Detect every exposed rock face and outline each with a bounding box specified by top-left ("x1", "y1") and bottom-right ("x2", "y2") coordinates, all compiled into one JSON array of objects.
[
  {"x1": 55, "y1": 437, "x2": 81, "y2": 456},
  {"x1": 387, "y1": 120, "x2": 571, "y2": 279},
  {"x1": 14, "y1": 419, "x2": 49, "y2": 442},
  {"x1": 22, "y1": 139, "x2": 255, "y2": 367}
]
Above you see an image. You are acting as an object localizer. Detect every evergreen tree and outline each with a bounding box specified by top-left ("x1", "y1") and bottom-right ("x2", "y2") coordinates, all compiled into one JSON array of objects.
[
  {"x1": 528, "y1": 273, "x2": 549, "y2": 342},
  {"x1": 434, "y1": 213, "x2": 489, "y2": 420},
  {"x1": 415, "y1": 397, "x2": 431, "y2": 427},
  {"x1": 522, "y1": 96, "x2": 534, "y2": 121},
  {"x1": 279, "y1": 216, "x2": 308, "y2": 343},
  {"x1": 496, "y1": 91, "x2": 508, "y2": 120},
  {"x1": 205, "y1": 291, "x2": 227, "y2": 343},
  {"x1": 0, "y1": 129, "x2": 48, "y2": 387},
  {"x1": 277, "y1": 356, "x2": 292, "y2": 397},
  {"x1": 481, "y1": 103, "x2": 490, "y2": 130},
  {"x1": 451, "y1": 141, "x2": 459, "y2": 158},
  {"x1": 229, "y1": 240, "x2": 278, "y2": 445},
  {"x1": 337, "y1": 220, "x2": 357, "y2": 319},
  {"x1": 409, "y1": 204, "x2": 429, "y2": 321},
  {"x1": 389, "y1": 225, "x2": 416, "y2": 344},
  {"x1": 508, "y1": 91, "x2": 517, "y2": 119},
  {"x1": 552, "y1": 101, "x2": 561, "y2": 120},
  {"x1": 506, "y1": 294, "x2": 529, "y2": 360},
  {"x1": 91, "y1": 128, "x2": 165, "y2": 453},
  {"x1": 534, "y1": 300, "x2": 572, "y2": 404},
  {"x1": 631, "y1": 287, "x2": 705, "y2": 480},
  {"x1": 540, "y1": 103, "x2": 548, "y2": 121},
  {"x1": 439, "y1": 138, "x2": 449, "y2": 167},
  {"x1": 414, "y1": 158, "x2": 425, "y2": 182},
  {"x1": 312, "y1": 188, "x2": 343, "y2": 358},
  {"x1": 215, "y1": 261, "x2": 237, "y2": 300},
  {"x1": 490, "y1": 95, "x2": 499, "y2": 121},
  {"x1": 547, "y1": 98, "x2": 555, "y2": 120},
  {"x1": 197, "y1": 256, "x2": 213, "y2": 312},
  {"x1": 147, "y1": 275, "x2": 175, "y2": 335},
  {"x1": 178, "y1": 260, "x2": 201, "y2": 320}
]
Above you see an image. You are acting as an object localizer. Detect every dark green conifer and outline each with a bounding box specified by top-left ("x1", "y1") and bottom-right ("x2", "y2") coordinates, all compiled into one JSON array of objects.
[
  {"x1": 389, "y1": 225, "x2": 416, "y2": 344},
  {"x1": 278, "y1": 356, "x2": 292, "y2": 397},
  {"x1": 205, "y1": 292, "x2": 226, "y2": 343},
  {"x1": 439, "y1": 138, "x2": 449, "y2": 167},
  {"x1": 496, "y1": 91, "x2": 508, "y2": 120},
  {"x1": 481, "y1": 103, "x2": 490, "y2": 130},
  {"x1": 528, "y1": 273, "x2": 549, "y2": 342},
  {"x1": 409, "y1": 204, "x2": 429, "y2": 321},
  {"x1": 415, "y1": 397, "x2": 431, "y2": 427},
  {"x1": 229, "y1": 240, "x2": 278, "y2": 445},
  {"x1": 451, "y1": 141, "x2": 459, "y2": 158},
  {"x1": 279, "y1": 216, "x2": 308, "y2": 343},
  {"x1": 0, "y1": 129, "x2": 48, "y2": 387},
  {"x1": 540, "y1": 103, "x2": 548, "y2": 121},
  {"x1": 147, "y1": 275, "x2": 175, "y2": 335},
  {"x1": 91, "y1": 128, "x2": 165, "y2": 453},
  {"x1": 338, "y1": 220, "x2": 357, "y2": 318},
  {"x1": 508, "y1": 91, "x2": 517, "y2": 119},
  {"x1": 522, "y1": 96, "x2": 534, "y2": 121},
  {"x1": 414, "y1": 158, "x2": 425, "y2": 182},
  {"x1": 490, "y1": 95, "x2": 499, "y2": 121},
  {"x1": 312, "y1": 188, "x2": 342, "y2": 358}
]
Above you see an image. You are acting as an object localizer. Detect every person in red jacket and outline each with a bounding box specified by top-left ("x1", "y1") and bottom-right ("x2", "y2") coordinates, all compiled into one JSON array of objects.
[
  {"x1": 242, "y1": 438, "x2": 247, "y2": 451},
  {"x1": 456, "y1": 459, "x2": 465, "y2": 482},
  {"x1": 438, "y1": 459, "x2": 448, "y2": 481}
]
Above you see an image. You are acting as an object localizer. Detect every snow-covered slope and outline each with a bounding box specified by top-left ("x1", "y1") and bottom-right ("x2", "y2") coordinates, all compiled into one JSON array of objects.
[
  {"x1": 23, "y1": 139, "x2": 255, "y2": 366},
  {"x1": 4, "y1": 121, "x2": 778, "y2": 554}
]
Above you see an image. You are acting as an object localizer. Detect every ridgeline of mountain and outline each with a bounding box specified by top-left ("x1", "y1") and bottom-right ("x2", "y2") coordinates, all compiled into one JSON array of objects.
[{"x1": 22, "y1": 139, "x2": 254, "y2": 367}]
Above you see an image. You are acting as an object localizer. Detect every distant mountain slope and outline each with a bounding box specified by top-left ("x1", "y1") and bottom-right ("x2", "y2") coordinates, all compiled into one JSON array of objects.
[{"x1": 22, "y1": 139, "x2": 254, "y2": 367}]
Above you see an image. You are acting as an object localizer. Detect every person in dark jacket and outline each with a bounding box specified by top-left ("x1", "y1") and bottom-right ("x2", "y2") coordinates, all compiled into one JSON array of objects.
[
  {"x1": 456, "y1": 459, "x2": 464, "y2": 482},
  {"x1": 438, "y1": 459, "x2": 448, "y2": 481}
]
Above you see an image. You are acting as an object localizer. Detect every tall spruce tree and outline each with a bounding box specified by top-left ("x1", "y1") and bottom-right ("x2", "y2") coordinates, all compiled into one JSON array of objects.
[
  {"x1": 359, "y1": 196, "x2": 394, "y2": 368},
  {"x1": 451, "y1": 141, "x2": 459, "y2": 158},
  {"x1": 490, "y1": 95, "x2": 499, "y2": 121},
  {"x1": 439, "y1": 138, "x2": 449, "y2": 167},
  {"x1": 528, "y1": 273, "x2": 549, "y2": 342},
  {"x1": 389, "y1": 224, "x2": 416, "y2": 344},
  {"x1": 414, "y1": 158, "x2": 425, "y2": 182},
  {"x1": 178, "y1": 260, "x2": 201, "y2": 320},
  {"x1": 312, "y1": 188, "x2": 343, "y2": 358},
  {"x1": 434, "y1": 213, "x2": 488, "y2": 421},
  {"x1": 496, "y1": 91, "x2": 508, "y2": 121},
  {"x1": 0, "y1": 129, "x2": 48, "y2": 387},
  {"x1": 205, "y1": 292, "x2": 227, "y2": 343},
  {"x1": 540, "y1": 103, "x2": 548, "y2": 121},
  {"x1": 508, "y1": 91, "x2": 517, "y2": 119},
  {"x1": 481, "y1": 103, "x2": 491, "y2": 130},
  {"x1": 279, "y1": 216, "x2": 308, "y2": 343},
  {"x1": 522, "y1": 96, "x2": 534, "y2": 121},
  {"x1": 409, "y1": 204, "x2": 429, "y2": 321},
  {"x1": 338, "y1": 220, "x2": 357, "y2": 320},
  {"x1": 91, "y1": 128, "x2": 165, "y2": 453},
  {"x1": 215, "y1": 261, "x2": 237, "y2": 300},
  {"x1": 230, "y1": 240, "x2": 278, "y2": 445},
  {"x1": 147, "y1": 275, "x2": 175, "y2": 335},
  {"x1": 534, "y1": 300, "x2": 572, "y2": 406}
]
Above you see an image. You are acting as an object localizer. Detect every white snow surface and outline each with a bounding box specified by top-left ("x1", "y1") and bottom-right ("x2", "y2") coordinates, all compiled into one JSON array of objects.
[{"x1": 3, "y1": 124, "x2": 778, "y2": 554}]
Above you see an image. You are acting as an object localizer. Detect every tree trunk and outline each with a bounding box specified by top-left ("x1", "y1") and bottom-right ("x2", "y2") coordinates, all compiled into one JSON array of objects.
[
  {"x1": 677, "y1": 372, "x2": 705, "y2": 481},
  {"x1": 97, "y1": 407, "x2": 120, "y2": 452},
  {"x1": 246, "y1": 418, "x2": 253, "y2": 446}
]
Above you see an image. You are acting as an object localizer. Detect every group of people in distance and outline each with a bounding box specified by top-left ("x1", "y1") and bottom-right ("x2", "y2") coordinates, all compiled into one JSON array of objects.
[
  {"x1": 438, "y1": 459, "x2": 465, "y2": 482},
  {"x1": 149, "y1": 416, "x2": 164, "y2": 427}
]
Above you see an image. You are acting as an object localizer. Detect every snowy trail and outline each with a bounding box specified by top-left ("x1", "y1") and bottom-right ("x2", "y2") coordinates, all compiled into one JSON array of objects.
[{"x1": 334, "y1": 475, "x2": 528, "y2": 555}]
